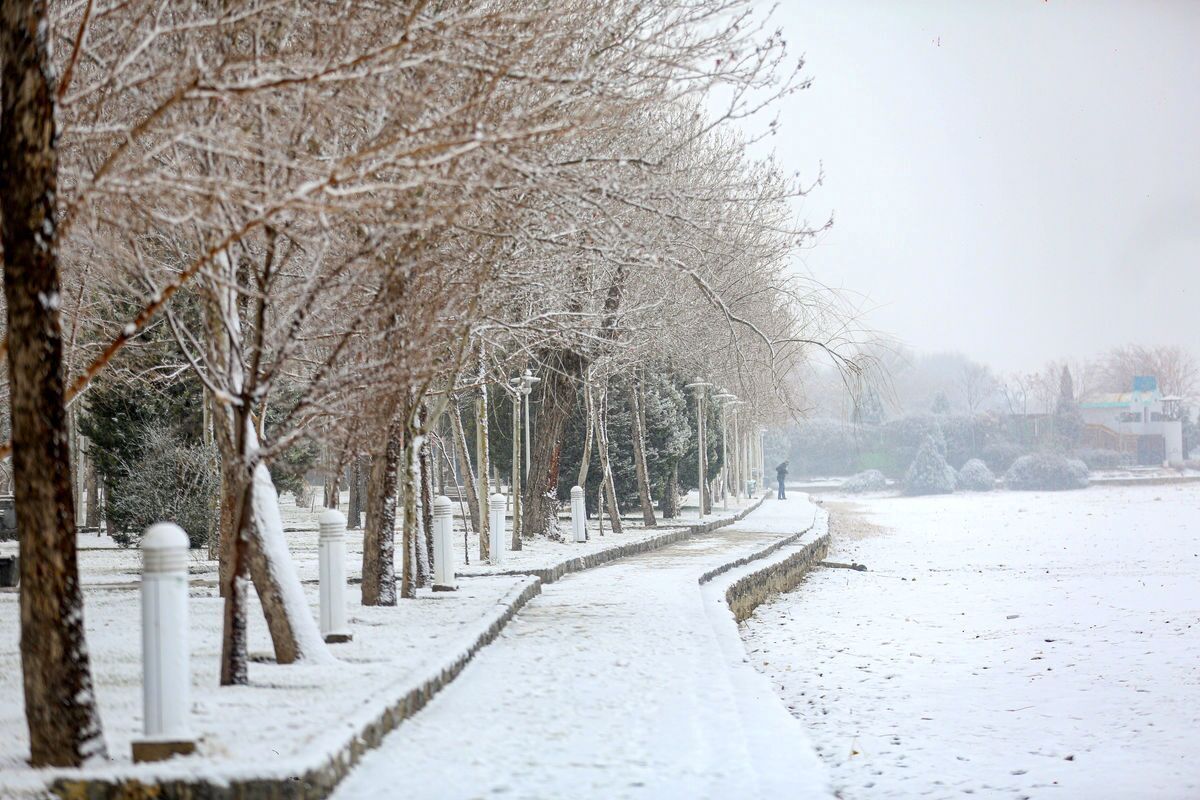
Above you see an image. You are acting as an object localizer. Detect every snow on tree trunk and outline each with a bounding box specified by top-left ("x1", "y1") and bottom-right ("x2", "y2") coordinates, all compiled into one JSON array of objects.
[
  {"x1": 247, "y1": 462, "x2": 333, "y2": 663},
  {"x1": 418, "y1": 426, "x2": 434, "y2": 586},
  {"x1": 628, "y1": 381, "x2": 656, "y2": 527},
  {"x1": 594, "y1": 385, "x2": 623, "y2": 533},
  {"x1": 475, "y1": 387, "x2": 490, "y2": 562},
  {"x1": 400, "y1": 427, "x2": 422, "y2": 599},
  {"x1": 2, "y1": 0, "x2": 108, "y2": 762},
  {"x1": 347, "y1": 456, "x2": 362, "y2": 529},
  {"x1": 362, "y1": 422, "x2": 402, "y2": 606},
  {"x1": 577, "y1": 377, "x2": 594, "y2": 489},
  {"x1": 523, "y1": 348, "x2": 584, "y2": 537},
  {"x1": 450, "y1": 402, "x2": 480, "y2": 532}
]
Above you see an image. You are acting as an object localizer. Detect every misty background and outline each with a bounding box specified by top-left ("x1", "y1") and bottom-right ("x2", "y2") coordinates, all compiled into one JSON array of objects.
[{"x1": 757, "y1": 0, "x2": 1198, "y2": 380}]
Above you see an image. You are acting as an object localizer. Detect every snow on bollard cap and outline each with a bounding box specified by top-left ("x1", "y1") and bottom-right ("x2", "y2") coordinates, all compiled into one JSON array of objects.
[
  {"x1": 142, "y1": 523, "x2": 188, "y2": 574},
  {"x1": 490, "y1": 493, "x2": 506, "y2": 509},
  {"x1": 434, "y1": 495, "x2": 453, "y2": 518},
  {"x1": 570, "y1": 485, "x2": 584, "y2": 500},
  {"x1": 319, "y1": 508, "x2": 347, "y2": 541}
]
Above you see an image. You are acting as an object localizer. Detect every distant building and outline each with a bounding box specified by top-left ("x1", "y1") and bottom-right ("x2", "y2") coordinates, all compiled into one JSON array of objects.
[{"x1": 1079, "y1": 376, "x2": 1184, "y2": 467}]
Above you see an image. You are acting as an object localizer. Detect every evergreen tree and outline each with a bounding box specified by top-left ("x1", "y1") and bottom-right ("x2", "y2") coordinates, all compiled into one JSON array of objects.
[
  {"x1": 931, "y1": 391, "x2": 951, "y2": 415},
  {"x1": 854, "y1": 386, "x2": 886, "y2": 426},
  {"x1": 1054, "y1": 365, "x2": 1084, "y2": 449}
]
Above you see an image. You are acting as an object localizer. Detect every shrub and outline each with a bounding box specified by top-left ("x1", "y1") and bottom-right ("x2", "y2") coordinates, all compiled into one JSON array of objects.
[
  {"x1": 956, "y1": 459, "x2": 995, "y2": 491},
  {"x1": 1004, "y1": 453, "x2": 1089, "y2": 491},
  {"x1": 106, "y1": 427, "x2": 219, "y2": 549},
  {"x1": 904, "y1": 437, "x2": 956, "y2": 495},
  {"x1": 842, "y1": 469, "x2": 888, "y2": 493},
  {"x1": 1074, "y1": 448, "x2": 1124, "y2": 471},
  {"x1": 981, "y1": 441, "x2": 1025, "y2": 473}
]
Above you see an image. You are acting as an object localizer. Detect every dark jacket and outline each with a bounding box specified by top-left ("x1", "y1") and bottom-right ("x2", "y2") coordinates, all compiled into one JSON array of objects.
[{"x1": 775, "y1": 463, "x2": 788, "y2": 481}]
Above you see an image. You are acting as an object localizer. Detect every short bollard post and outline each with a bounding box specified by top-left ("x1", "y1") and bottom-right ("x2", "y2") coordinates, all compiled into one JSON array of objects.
[
  {"x1": 318, "y1": 509, "x2": 352, "y2": 643},
  {"x1": 489, "y1": 493, "x2": 506, "y2": 565},
  {"x1": 433, "y1": 495, "x2": 457, "y2": 591},
  {"x1": 133, "y1": 523, "x2": 195, "y2": 763},
  {"x1": 570, "y1": 485, "x2": 587, "y2": 543}
]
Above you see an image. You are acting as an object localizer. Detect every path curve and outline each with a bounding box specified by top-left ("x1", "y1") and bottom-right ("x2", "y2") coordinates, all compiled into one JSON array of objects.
[{"x1": 333, "y1": 497, "x2": 829, "y2": 800}]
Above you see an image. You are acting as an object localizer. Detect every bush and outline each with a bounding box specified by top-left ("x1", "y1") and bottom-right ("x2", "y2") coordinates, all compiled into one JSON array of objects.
[
  {"x1": 981, "y1": 441, "x2": 1025, "y2": 473},
  {"x1": 904, "y1": 437, "x2": 956, "y2": 496},
  {"x1": 106, "y1": 427, "x2": 219, "y2": 548},
  {"x1": 1004, "y1": 453, "x2": 1089, "y2": 491},
  {"x1": 1074, "y1": 448, "x2": 1124, "y2": 471},
  {"x1": 842, "y1": 469, "x2": 888, "y2": 493},
  {"x1": 956, "y1": 459, "x2": 995, "y2": 491}
]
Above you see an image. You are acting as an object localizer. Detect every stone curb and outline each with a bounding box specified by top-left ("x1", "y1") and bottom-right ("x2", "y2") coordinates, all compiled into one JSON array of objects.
[
  {"x1": 701, "y1": 508, "x2": 832, "y2": 623},
  {"x1": 43, "y1": 497, "x2": 768, "y2": 800},
  {"x1": 463, "y1": 494, "x2": 767, "y2": 585}
]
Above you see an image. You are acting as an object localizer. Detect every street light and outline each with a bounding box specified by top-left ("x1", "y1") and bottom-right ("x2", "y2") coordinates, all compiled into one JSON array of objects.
[
  {"x1": 713, "y1": 390, "x2": 736, "y2": 510},
  {"x1": 519, "y1": 369, "x2": 540, "y2": 483},
  {"x1": 684, "y1": 377, "x2": 712, "y2": 517},
  {"x1": 505, "y1": 378, "x2": 523, "y2": 548}
]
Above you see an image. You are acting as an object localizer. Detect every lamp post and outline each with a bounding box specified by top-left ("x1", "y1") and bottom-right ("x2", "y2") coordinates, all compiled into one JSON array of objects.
[
  {"x1": 519, "y1": 369, "x2": 540, "y2": 483},
  {"x1": 759, "y1": 426, "x2": 768, "y2": 496},
  {"x1": 507, "y1": 378, "x2": 523, "y2": 548},
  {"x1": 684, "y1": 377, "x2": 712, "y2": 517},
  {"x1": 713, "y1": 390, "x2": 736, "y2": 510},
  {"x1": 729, "y1": 400, "x2": 743, "y2": 503}
]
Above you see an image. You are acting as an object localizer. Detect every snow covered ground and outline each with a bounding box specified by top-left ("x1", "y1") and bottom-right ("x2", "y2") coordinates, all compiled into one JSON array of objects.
[
  {"x1": 333, "y1": 495, "x2": 830, "y2": 800},
  {"x1": 742, "y1": 483, "x2": 1200, "y2": 799},
  {"x1": 0, "y1": 488, "x2": 756, "y2": 793}
]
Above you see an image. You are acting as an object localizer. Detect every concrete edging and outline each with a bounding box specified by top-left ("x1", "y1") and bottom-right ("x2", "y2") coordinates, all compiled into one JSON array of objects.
[
  {"x1": 471, "y1": 494, "x2": 767, "y2": 585},
  {"x1": 701, "y1": 507, "x2": 831, "y2": 623}
]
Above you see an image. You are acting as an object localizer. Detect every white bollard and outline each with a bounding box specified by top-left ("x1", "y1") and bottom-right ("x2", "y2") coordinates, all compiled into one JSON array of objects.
[
  {"x1": 134, "y1": 523, "x2": 195, "y2": 762},
  {"x1": 318, "y1": 509, "x2": 352, "y2": 643},
  {"x1": 489, "y1": 493, "x2": 506, "y2": 565},
  {"x1": 570, "y1": 485, "x2": 587, "y2": 543},
  {"x1": 432, "y1": 495, "x2": 457, "y2": 591}
]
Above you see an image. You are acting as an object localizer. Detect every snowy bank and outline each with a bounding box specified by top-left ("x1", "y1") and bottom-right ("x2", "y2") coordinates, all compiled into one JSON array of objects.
[{"x1": 743, "y1": 484, "x2": 1200, "y2": 799}]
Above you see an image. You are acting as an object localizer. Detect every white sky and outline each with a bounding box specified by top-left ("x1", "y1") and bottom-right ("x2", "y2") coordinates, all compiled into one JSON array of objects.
[{"x1": 751, "y1": 0, "x2": 1200, "y2": 373}]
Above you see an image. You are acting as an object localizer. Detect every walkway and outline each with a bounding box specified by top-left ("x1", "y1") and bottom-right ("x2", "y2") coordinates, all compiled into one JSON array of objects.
[{"x1": 333, "y1": 496, "x2": 828, "y2": 800}]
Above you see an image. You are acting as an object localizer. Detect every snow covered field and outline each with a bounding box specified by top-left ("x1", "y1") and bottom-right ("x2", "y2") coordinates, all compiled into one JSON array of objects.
[{"x1": 742, "y1": 484, "x2": 1200, "y2": 799}]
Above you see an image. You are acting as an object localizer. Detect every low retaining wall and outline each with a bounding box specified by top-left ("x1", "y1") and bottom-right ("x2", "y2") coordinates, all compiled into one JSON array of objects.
[
  {"x1": 510, "y1": 494, "x2": 767, "y2": 585},
  {"x1": 722, "y1": 535, "x2": 830, "y2": 622},
  {"x1": 701, "y1": 508, "x2": 830, "y2": 623},
  {"x1": 45, "y1": 498, "x2": 768, "y2": 800}
]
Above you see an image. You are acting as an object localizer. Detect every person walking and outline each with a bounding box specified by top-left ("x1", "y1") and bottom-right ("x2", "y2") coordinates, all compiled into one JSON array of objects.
[{"x1": 775, "y1": 461, "x2": 788, "y2": 499}]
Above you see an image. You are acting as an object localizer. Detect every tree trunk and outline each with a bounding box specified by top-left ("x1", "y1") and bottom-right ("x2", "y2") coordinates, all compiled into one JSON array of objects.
[
  {"x1": 362, "y1": 421, "x2": 402, "y2": 606},
  {"x1": 400, "y1": 425, "x2": 419, "y2": 599},
  {"x1": 628, "y1": 380, "x2": 656, "y2": 527},
  {"x1": 216, "y1": 417, "x2": 331, "y2": 672},
  {"x1": 577, "y1": 376, "x2": 594, "y2": 489},
  {"x1": 510, "y1": 394, "x2": 522, "y2": 549},
  {"x1": 2, "y1": 0, "x2": 107, "y2": 761},
  {"x1": 661, "y1": 461, "x2": 680, "y2": 519},
  {"x1": 594, "y1": 385, "x2": 623, "y2": 533},
  {"x1": 450, "y1": 402, "x2": 480, "y2": 531},
  {"x1": 84, "y1": 450, "x2": 100, "y2": 530},
  {"x1": 474, "y1": 392, "x2": 490, "y2": 561},
  {"x1": 419, "y1": 430, "x2": 434, "y2": 586},
  {"x1": 347, "y1": 457, "x2": 361, "y2": 529},
  {"x1": 522, "y1": 348, "x2": 584, "y2": 536}
]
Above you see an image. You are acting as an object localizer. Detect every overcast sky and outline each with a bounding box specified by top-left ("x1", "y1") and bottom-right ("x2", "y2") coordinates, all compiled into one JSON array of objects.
[{"x1": 753, "y1": 0, "x2": 1199, "y2": 373}]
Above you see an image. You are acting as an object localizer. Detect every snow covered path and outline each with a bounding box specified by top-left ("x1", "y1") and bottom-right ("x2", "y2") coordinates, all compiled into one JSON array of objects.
[
  {"x1": 743, "y1": 485, "x2": 1200, "y2": 800},
  {"x1": 333, "y1": 496, "x2": 829, "y2": 800}
]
